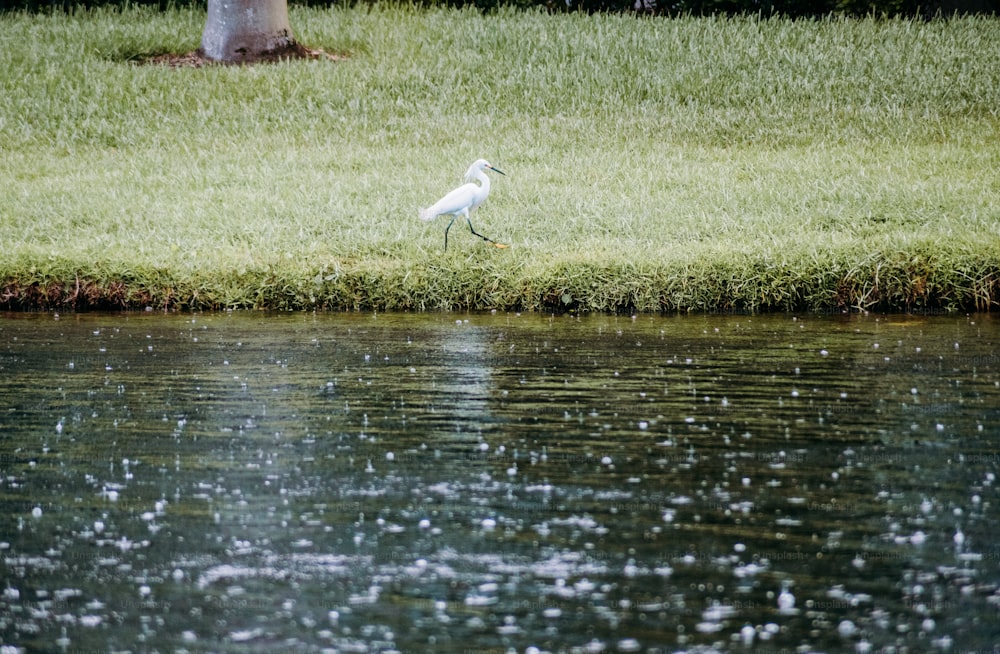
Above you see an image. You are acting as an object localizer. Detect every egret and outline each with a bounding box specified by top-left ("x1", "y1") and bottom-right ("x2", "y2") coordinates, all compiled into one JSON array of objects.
[{"x1": 419, "y1": 159, "x2": 508, "y2": 251}]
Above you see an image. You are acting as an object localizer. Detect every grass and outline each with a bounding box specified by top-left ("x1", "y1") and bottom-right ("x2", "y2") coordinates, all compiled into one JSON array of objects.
[{"x1": 1, "y1": 5, "x2": 999, "y2": 313}]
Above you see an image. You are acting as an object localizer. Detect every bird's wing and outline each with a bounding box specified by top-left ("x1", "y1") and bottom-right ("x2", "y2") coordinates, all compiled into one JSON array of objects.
[{"x1": 421, "y1": 183, "x2": 479, "y2": 220}]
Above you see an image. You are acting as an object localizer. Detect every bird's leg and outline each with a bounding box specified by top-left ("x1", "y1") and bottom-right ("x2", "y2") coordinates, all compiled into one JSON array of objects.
[
  {"x1": 467, "y1": 218, "x2": 509, "y2": 249},
  {"x1": 443, "y1": 216, "x2": 457, "y2": 252}
]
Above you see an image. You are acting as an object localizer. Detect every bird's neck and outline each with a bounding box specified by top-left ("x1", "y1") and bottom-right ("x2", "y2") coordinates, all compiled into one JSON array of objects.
[{"x1": 474, "y1": 171, "x2": 490, "y2": 192}]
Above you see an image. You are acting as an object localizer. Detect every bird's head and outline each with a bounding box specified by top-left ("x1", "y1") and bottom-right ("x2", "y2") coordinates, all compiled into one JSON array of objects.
[{"x1": 465, "y1": 159, "x2": 506, "y2": 181}]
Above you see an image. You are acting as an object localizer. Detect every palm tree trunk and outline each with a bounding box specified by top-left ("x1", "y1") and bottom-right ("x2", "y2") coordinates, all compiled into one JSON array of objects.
[{"x1": 200, "y1": 0, "x2": 296, "y2": 64}]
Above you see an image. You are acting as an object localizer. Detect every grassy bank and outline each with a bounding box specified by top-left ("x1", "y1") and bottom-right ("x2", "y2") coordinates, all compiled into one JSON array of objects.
[{"x1": 1, "y1": 6, "x2": 998, "y2": 313}]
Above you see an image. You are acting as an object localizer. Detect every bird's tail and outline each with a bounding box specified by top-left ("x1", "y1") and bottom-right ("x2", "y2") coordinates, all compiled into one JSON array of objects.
[{"x1": 418, "y1": 207, "x2": 436, "y2": 221}]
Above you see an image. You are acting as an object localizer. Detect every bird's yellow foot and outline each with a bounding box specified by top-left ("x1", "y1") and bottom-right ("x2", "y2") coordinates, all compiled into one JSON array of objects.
[{"x1": 494, "y1": 243, "x2": 510, "y2": 249}]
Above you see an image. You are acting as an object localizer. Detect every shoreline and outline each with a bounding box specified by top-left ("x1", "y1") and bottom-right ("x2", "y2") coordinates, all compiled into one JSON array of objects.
[{"x1": 3, "y1": 246, "x2": 995, "y2": 313}]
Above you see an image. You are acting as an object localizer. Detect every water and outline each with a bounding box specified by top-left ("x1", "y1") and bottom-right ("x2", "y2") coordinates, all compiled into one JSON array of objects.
[{"x1": 1, "y1": 311, "x2": 998, "y2": 653}]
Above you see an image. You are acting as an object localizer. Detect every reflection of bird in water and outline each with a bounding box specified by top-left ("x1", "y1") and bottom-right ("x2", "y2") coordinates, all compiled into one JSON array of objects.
[
  {"x1": 419, "y1": 159, "x2": 508, "y2": 251},
  {"x1": 777, "y1": 583, "x2": 797, "y2": 613}
]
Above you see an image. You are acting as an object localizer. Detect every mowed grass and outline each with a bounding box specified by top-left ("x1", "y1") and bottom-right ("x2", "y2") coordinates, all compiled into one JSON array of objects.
[{"x1": 1, "y1": 6, "x2": 999, "y2": 312}]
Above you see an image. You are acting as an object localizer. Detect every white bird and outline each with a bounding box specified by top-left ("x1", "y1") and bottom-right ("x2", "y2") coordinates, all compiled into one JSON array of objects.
[{"x1": 419, "y1": 159, "x2": 508, "y2": 251}]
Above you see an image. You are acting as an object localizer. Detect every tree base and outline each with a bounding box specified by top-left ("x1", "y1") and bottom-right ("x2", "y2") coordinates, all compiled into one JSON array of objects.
[{"x1": 142, "y1": 43, "x2": 343, "y2": 67}]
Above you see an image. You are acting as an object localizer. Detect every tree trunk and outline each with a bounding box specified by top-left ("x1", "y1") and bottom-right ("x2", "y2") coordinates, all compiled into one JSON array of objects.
[{"x1": 200, "y1": 0, "x2": 297, "y2": 64}]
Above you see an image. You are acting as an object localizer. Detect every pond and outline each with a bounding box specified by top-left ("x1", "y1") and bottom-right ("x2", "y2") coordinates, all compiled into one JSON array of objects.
[{"x1": 1, "y1": 311, "x2": 998, "y2": 653}]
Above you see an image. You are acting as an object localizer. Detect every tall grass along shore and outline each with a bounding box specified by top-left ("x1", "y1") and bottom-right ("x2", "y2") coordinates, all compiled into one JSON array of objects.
[{"x1": 1, "y1": 6, "x2": 998, "y2": 313}]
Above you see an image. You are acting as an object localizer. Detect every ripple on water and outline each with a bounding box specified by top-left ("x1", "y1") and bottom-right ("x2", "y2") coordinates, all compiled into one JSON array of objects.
[{"x1": 1, "y1": 312, "x2": 999, "y2": 651}]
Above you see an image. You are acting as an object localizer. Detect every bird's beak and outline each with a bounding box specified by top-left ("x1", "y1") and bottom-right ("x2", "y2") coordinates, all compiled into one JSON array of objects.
[{"x1": 489, "y1": 165, "x2": 506, "y2": 176}]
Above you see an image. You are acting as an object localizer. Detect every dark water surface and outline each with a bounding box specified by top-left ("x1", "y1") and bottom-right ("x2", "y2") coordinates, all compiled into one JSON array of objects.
[{"x1": 1, "y1": 311, "x2": 999, "y2": 653}]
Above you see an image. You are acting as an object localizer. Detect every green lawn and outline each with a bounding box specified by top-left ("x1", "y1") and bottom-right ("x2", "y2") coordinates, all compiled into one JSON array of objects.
[{"x1": 1, "y1": 5, "x2": 998, "y2": 312}]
